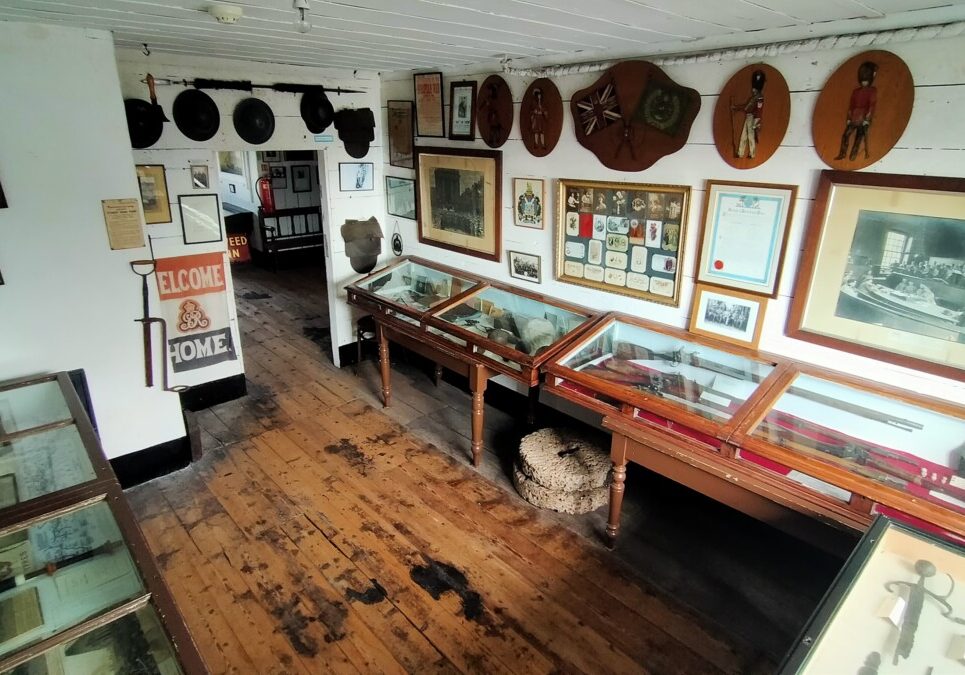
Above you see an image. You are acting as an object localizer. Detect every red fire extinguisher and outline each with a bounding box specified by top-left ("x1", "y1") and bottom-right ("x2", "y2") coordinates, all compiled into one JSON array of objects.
[{"x1": 256, "y1": 175, "x2": 275, "y2": 214}]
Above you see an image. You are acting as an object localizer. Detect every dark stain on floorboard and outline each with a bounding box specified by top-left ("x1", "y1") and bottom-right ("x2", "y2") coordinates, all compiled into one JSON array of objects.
[
  {"x1": 325, "y1": 438, "x2": 371, "y2": 473},
  {"x1": 240, "y1": 291, "x2": 272, "y2": 300},
  {"x1": 346, "y1": 578, "x2": 388, "y2": 605},
  {"x1": 410, "y1": 557, "x2": 485, "y2": 623}
]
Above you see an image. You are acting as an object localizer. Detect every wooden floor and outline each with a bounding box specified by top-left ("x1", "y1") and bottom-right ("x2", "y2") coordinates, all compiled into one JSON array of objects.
[{"x1": 127, "y1": 261, "x2": 831, "y2": 674}]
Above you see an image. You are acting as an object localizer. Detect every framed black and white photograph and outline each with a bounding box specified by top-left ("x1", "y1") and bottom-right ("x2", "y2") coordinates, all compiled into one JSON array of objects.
[
  {"x1": 261, "y1": 150, "x2": 281, "y2": 161},
  {"x1": 291, "y1": 164, "x2": 312, "y2": 193},
  {"x1": 449, "y1": 80, "x2": 477, "y2": 141},
  {"x1": 190, "y1": 164, "x2": 210, "y2": 189},
  {"x1": 270, "y1": 165, "x2": 287, "y2": 189},
  {"x1": 508, "y1": 250, "x2": 541, "y2": 284},
  {"x1": 339, "y1": 162, "x2": 374, "y2": 191},
  {"x1": 689, "y1": 284, "x2": 765, "y2": 349},
  {"x1": 386, "y1": 176, "x2": 416, "y2": 220},
  {"x1": 178, "y1": 193, "x2": 223, "y2": 245}
]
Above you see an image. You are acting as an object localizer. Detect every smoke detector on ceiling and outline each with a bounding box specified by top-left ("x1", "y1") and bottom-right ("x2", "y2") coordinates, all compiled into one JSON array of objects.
[{"x1": 207, "y1": 3, "x2": 243, "y2": 24}]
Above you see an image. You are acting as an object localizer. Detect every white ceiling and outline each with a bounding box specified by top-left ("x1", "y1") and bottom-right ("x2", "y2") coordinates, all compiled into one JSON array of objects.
[{"x1": 1, "y1": 0, "x2": 964, "y2": 72}]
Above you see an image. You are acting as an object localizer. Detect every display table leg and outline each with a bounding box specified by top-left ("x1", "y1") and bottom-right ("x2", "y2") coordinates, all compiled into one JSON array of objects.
[
  {"x1": 377, "y1": 323, "x2": 391, "y2": 408},
  {"x1": 527, "y1": 385, "x2": 540, "y2": 426},
  {"x1": 606, "y1": 434, "x2": 629, "y2": 547},
  {"x1": 469, "y1": 364, "x2": 489, "y2": 467},
  {"x1": 433, "y1": 364, "x2": 443, "y2": 387}
]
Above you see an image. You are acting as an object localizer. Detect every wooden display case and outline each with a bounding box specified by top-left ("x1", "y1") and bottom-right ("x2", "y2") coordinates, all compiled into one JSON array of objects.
[
  {"x1": 0, "y1": 373, "x2": 204, "y2": 674},
  {"x1": 346, "y1": 256, "x2": 601, "y2": 466},
  {"x1": 544, "y1": 313, "x2": 965, "y2": 553}
]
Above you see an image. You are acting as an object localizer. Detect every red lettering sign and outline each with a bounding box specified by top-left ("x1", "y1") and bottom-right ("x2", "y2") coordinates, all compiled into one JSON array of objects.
[{"x1": 155, "y1": 253, "x2": 227, "y2": 300}]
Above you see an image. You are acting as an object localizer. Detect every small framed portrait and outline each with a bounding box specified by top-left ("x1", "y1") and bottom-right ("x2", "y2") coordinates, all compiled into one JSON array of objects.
[
  {"x1": 190, "y1": 164, "x2": 210, "y2": 189},
  {"x1": 339, "y1": 162, "x2": 374, "y2": 191},
  {"x1": 134, "y1": 164, "x2": 171, "y2": 224},
  {"x1": 513, "y1": 178, "x2": 544, "y2": 229},
  {"x1": 689, "y1": 284, "x2": 766, "y2": 349},
  {"x1": 269, "y1": 165, "x2": 287, "y2": 189},
  {"x1": 449, "y1": 80, "x2": 477, "y2": 141},
  {"x1": 508, "y1": 250, "x2": 541, "y2": 284},
  {"x1": 291, "y1": 164, "x2": 312, "y2": 193}
]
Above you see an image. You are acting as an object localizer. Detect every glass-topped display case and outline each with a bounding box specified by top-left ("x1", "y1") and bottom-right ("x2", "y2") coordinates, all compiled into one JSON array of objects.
[
  {"x1": 780, "y1": 516, "x2": 965, "y2": 674},
  {"x1": 0, "y1": 373, "x2": 204, "y2": 674}
]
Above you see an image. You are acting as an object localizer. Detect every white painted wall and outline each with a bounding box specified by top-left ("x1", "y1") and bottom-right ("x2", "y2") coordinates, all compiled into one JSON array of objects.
[
  {"x1": 0, "y1": 22, "x2": 185, "y2": 458},
  {"x1": 115, "y1": 50, "x2": 387, "y2": 367},
  {"x1": 381, "y1": 35, "x2": 965, "y2": 404}
]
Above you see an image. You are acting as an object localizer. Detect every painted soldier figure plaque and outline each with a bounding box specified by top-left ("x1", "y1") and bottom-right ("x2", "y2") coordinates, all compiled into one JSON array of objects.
[
  {"x1": 476, "y1": 75, "x2": 514, "y2": 149},
  {"x1": 713, "y1": 64, "x2": 790, "y2": 169},
  {"x1": 520, "y1": 78, "x2": 563, "y2": 157}
]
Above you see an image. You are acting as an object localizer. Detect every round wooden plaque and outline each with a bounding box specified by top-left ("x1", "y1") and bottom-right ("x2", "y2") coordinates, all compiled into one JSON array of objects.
[
  {"x1": 713, "y1": 64, "x2": 790, "y2": 169},
  {"x1": 812, "y1": 50, "x2": 914, "y2": 170},
  {"x1": 520, "y1": 78, "x2": 563, "y2": 157},
  {"x1": 477, "y1": 75, "x2": 513, "y2": 149}
]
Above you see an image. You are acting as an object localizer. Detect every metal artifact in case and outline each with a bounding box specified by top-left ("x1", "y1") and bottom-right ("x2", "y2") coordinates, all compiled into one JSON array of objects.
[
  {"x1": 781, "y1": 516, "x2": 965, "y2": 674},
  {"x1": 0, "y1": 373, "x2": 203, "y2": 674}
]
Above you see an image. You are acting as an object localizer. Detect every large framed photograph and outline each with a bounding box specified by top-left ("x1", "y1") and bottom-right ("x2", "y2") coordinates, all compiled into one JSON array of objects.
[
  {"x1": 513, "y1": 177, "x2": 544, "y2": 229},
  {"x1": 788, "y1": 171, "x2": 965, "y2": 380},
  {"x1": 387, "y1": 100, "x2": 415, "y2": 169},
  {"x1": 135, "y1": 164, "x2": 171, "y2": 224},
  {"x1": 413, "y1": 72, "x2": 445, "y2": 138},
  {"x1": 556, "y1": 178, "x2": 690, "y2": 306},
  {"x1": 386, "y1": 176, "x2": 416, "y2": 220},
  {"x1": 689, "y1": 284, "x2": 766, "y2": 349},
  {"x1": 339, "y1": 162, "x2": 374, "y2": 191},
  {"x1": 695, "y1": 180, "x2": 797, "y2": 298},
  {"x1": 415, "y1": 146, "x2": 502, "y2": 262},
  {"x1": 178, "y1": 193, "x2": 223, "y2": 245},
  {"x1": 218, "y1": 151, "x2": 244, "y2": 176},
  {"x1": 448, "y1": 80, "x2": 477, "y2": 141},
  {"x1": 508, "y1": 250, "x2": 541, "y2": 284}
]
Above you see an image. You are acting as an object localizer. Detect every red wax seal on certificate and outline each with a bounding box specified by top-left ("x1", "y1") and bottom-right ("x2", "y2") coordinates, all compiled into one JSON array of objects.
[{"x1": 714, "y1": 260, "x2": 724, "y2": 270}]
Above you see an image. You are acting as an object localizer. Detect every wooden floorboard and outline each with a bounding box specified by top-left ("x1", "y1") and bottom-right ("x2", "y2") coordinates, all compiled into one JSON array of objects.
[{"x1": 124, "y1": 262, "x2": 818, "y2": 674}]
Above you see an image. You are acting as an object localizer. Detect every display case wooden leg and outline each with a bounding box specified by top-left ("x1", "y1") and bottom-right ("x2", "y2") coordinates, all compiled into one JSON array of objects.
[
  {"x1": 433, "y1": 364, "x2": 443, "y2": 387},
  {"x1": 606, "y1": 462, "x2": 627, "y2": 547},
  {"x1": 377, "y1": 323, "x2": 392, "y2": 408},
  {"x1": 527, "y1": 385, "x2": 540, "y2": 426},
  {"x1": 469, "y1": 364, "x2": 488, "y2": 467}
]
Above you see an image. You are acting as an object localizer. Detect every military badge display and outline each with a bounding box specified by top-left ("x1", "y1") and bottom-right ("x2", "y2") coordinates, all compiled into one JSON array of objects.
[{"x1": 513, "y1": 178, "x2": 545, "y2": 229}]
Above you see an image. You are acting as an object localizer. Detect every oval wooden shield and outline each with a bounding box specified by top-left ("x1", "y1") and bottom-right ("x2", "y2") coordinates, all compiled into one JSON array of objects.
[
  {"x1": 477, "y1": 75, "x2": 513, "y2": 149},
  {"x1": 713, "y1": 64, "x2": 789, "y2": 169},
  {"x1": 520, "y1": 78, "x2": 563, "y2": 157},
  {"x1": 812, "y1": 50, "x2": 914, "y2": 170},
  {"x1": 569, "y1": 61, "x2": 700, "y2": 172}
]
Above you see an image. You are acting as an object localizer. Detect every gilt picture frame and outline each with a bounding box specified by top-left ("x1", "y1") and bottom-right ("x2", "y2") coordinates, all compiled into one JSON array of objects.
[{"x1": 135, "y1": 164, "x2": 171, "y2": 224}]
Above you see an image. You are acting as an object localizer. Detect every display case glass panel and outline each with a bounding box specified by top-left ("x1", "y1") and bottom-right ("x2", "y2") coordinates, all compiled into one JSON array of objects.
[
  {"x1": 558, "y1": 320, "x2": 775, "y2": 421},
  {"x1": 0, "y1": 426, "x2": 98, "y2": 507},
  {"x1": 0, "y1": 381, "x2": 71, "y2": 436},
  {"x1": 1, "y1": 603, "x2": 184, "y2": 675},
  {"x1": 359, "y1": 260, "x2": 480, "y2": 313},
  {"x1": 432, "y1": 287, "x2": 590, "y2": 366},
  {"x1": 749, "y1": 373, "x2": 965, "y2": 514},
  {"x1": 782, "y1": 517, "x2": 965, "y2": 674},
  {"x1": 0, "y1": 500, "x2": 145, "y2": 659}
]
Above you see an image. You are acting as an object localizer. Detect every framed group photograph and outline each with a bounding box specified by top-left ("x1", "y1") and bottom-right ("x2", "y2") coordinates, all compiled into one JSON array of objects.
[
  {"x1": 556, "y1": 178, "x2": 690, "y2": 306},
  {"x1": 513, "y1": 178, "x2": 544, "y2": 229},
  {"x1": 135, "y1": 164, "x2": 171, "y2": 224},
  {"x1": 190, "y1": 164, "x2": 210, "y2": 189},
  {"x1": 508, "y1": 250, "x2": 541, "y2": 284},
  {"x1": 339, "y1": 162, "x2": 374, "y2": 191},
  {"x1": 386, "y1": 176, "x2": 416, "y2": 220},
  {"x1": 178, "y1": 193, "x2": 223, "y2": 245},
  {"x1": 415, "y1": 146, "x2": 502, "y2": 262},
  {"x1": 448, "y1": 80, "x2": 477, "y2": 141},
  {"x1": 413, "y1": 72, "x2": 444, "y2": 138},
  {"x1": 269, "y1": 165, "x2": 287, "y2": 189},
  {"x1": 291, "y1": 164, "x2": 312, "y2": 193},
  {"x1": 689, "y1": 284, "x2": 766, "y2": 349},
  {"x1": 788, "y1": 170, "x2": 965, "y2": 380},
  {"x1": 696, "y1": 180, "x2": 797, "y2": 298},
  {"x1": 387, "y1": 100, "x2": 415, "y2": 169}
]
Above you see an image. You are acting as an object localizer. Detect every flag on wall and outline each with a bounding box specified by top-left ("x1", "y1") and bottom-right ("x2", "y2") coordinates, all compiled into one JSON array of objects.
[{"x1": 154, "y1": 252, "x2": 237, "y2": 373}]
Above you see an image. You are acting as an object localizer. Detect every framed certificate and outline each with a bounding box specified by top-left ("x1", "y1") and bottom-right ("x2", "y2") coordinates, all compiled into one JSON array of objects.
[{"x1": 695, "y1": 180, "x2": 797, "y2": 298}]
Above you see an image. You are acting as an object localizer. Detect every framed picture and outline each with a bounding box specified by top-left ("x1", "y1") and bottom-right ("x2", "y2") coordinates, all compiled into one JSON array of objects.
[
  {"x1": 270, "y1": 165, "x2": 287, "y2": 189},
  {"x1": 689, "y1": 284, "x2": 766, "y2": 349},
  {"x1": 339, "y1": 162, "x2": 374, "y2": 191},
  {"x1": 788, "y1": 170, "x2": 965, "y2": 381},
  {"x1": 508, "y1": 250, "x2": 541, "y2": 284},
  {"x1": 218, "y1": 151, "x2": 244, "y2": 176},
  {"x1": 190, "y1": 164, "x2": 209, "y2": 189},
  {"x1": 178, "y1": 193, "x2": 223, "y2": 245},
  {"x1": 448, "y1": 80, "x2": 477, "y2": 141},
  {"x1": 415, "y1": 146, "x2": 502, "y2": 262},
  {"x1": 291, "y1": 164, "x2": 312, "y2": 193},
  {"x1": 387, "y1": 100, "x2": 415, "y2": 169},
  {"x1": 513, "y1": 178, "x2": 544, "y2": 229},
  {"x1": 556, "y1": 178, "x2": 690, "y2": 306},
  {"x1": 386, "y1": 176, "x2": 416, "y2": 220},
  {"x1": 261, "y1": 150, "x2": 281, "y2": 161},
  {"x1": 413, "y1": 72, "x2": 444, "y2": 137},
  {"x1": 134, "y1": 164, "x2": 171, "y2": 224},
  {"x1": 695, "y1": 180, "x2": 797, "y2": 298}
]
